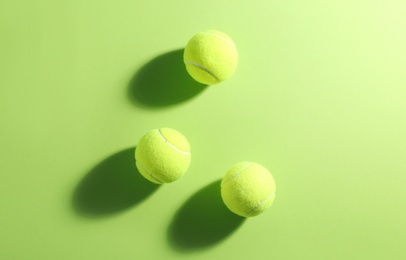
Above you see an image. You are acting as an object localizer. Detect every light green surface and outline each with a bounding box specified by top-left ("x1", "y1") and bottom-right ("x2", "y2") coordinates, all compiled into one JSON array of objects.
[{"x1": 1, "y1": 0, "x2": 406, "y2": 259}]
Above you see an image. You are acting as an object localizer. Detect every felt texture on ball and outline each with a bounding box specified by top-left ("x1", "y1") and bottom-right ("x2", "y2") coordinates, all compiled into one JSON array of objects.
[
  {"x1": 183, "y1": 30, "x2": 238, "y2": 85},
  {"x1": 135, "y1": 128, "x2": 191, "y2": 184},
  {"x1": 221, "y1": 162, "x2": 276, "y2": 217}
]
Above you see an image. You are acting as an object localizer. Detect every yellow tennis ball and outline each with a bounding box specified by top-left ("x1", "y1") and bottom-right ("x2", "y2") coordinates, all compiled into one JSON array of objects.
[
  {"x1": 184, "y1": 30, "x2": 238, "y2": 85},
  {"x1": 221, "y1": 162, "x2": 276, "y2": 217},
  {"x1": 135, "y1": 128, "x2": 191, "y2": 184}
]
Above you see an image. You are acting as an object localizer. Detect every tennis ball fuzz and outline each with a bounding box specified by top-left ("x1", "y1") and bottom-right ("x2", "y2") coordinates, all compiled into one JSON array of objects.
[
  {"x1": 221, "y1": 162, "x2": 276, "y2": 217},
  {"x1": 135, "y1": 128, "x2": 191, "y2": 184},
  {"x1": 184, "y1": 30, "x2": 238, "y2": 85}
]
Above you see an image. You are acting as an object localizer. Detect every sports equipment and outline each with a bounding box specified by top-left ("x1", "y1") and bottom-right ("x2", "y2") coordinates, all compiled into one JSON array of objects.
[
  {"x1": 183, "y1": 30, "x2": 238, "y2": 85},
  {"x1": 135, "y1": 128, "x2": 191, "y2": 184},
  {"x1": 221, "y1": 162, "x2": 276, "y2": 217}
]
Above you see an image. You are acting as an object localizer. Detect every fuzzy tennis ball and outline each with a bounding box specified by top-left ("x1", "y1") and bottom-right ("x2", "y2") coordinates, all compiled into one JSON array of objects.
[
  {"x1": 135, "y1": 128, "x2": 191, "y2": 184},
  {"x1": 221, "y1": 162, "x2": 276, "y2": 217},
  {"x1": 184, "y1": 30, "x2": 238, "y2": 85}
]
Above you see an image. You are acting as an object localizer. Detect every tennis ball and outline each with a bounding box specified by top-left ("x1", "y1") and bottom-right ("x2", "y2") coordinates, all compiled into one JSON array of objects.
[
  {"x1": 221, "y1": 162, "x2": 276, "y2": 217},
  {"x1": 135, "y1": 128, "x2": 191, "y2": 184},
  {"x1": 184, "y1": 30, "x2": 238, "y2": 85}
]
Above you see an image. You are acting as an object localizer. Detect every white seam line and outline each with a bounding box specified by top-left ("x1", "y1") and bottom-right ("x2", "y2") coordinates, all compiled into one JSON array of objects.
[
  {"x1": 185, "y1": 61, "x2": 219, "y2": 81},
  {"x1": 222, "y1": 162, "x2": 253, "y2": 186},
  {"x1": 136, "y1": 161, "x2": 163, "y2": 184},
  {"x1": 202, "y1": 31, "x2": 235, "y2": 47},
  {"x1": 158, "y1": 129, "x2": 190, "y2": 155},
  {"x1": 246, "y1": 192, "x2": 275, "y2": 216}
]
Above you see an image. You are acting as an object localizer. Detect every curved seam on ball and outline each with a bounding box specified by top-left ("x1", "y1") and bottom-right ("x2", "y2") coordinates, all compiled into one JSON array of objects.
[
  {"x1": 246, "y1": 192, "x2": 275, "y2": 216},
  {"x1": 157, "y1": 129, "x2": 190, "y2": 155},
  {"x1": 185, "y1": 61, "x2": 219, "y2": 81},
  {"x1": 222, "y1": 162, "x2": 253, "y2": 185},
  {"x1": 202, "y1": 31, "x2": 235, "y2": 47},
  {"x1": 136, "y1": 161, "x2": 163, "y2": 184}
]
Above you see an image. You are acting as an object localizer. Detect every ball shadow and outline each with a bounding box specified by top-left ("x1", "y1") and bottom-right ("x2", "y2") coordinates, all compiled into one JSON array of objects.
[
  {"x1": 167, "y1": 180, "x2": 246, "y2": 252},
  {"x1": 128, "y1": 49, "x2": 207, "y2": 108},
  {"x1": 72, "y1": 147, "x2": 160, "y2": 218}
]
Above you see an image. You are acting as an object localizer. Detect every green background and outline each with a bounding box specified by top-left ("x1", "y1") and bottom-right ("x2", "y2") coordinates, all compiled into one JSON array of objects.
[{"x1": 1, "y1": 0, "x2": 405, "y2": 259}]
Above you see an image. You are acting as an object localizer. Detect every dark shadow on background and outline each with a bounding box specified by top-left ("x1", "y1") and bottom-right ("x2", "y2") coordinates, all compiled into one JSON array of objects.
[
  {"x1": 167, "y1": 180, "x2": 245, "y2": 252},
  {"x1": 128, "y1": 49, "x2": 207, "y2": 107},
  {"x1": 72, "y1": 147, "x2": 160, "y2": 218}
]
